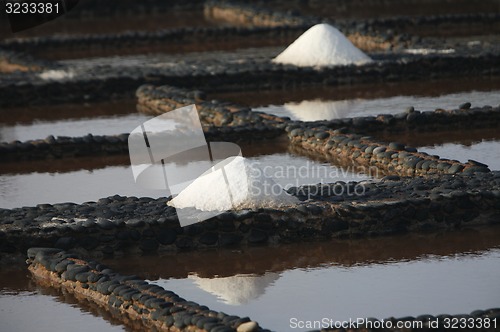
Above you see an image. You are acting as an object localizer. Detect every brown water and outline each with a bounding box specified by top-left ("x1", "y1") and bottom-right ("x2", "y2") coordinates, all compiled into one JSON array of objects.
[
  {"x1": 266, "y1": 0, "x2": 500, "y2": 20},
  {"x1": 419, "y1": 140, "x2": 500, "y2": 171},
  {"x1": 212, "y1": 77, "x2": 500, "y2": 111},
  {"x1": 1, "y1": 227, "x2": 499, "y2": 332},
  {"x1": 34, "y1": 37, "x2": 292, "y2": 61},
  {"x1": 0, "y1": 10, "x2": 222, "y2": 40},
  {"x1": 0, "y1": 268, "x2": 127, "y2": 332},
  {"x1": 100, "y1": 226, "x2": 500, "y2": 332},
  {"x1": 0, "y1": 113, "x2": 149, "y2": 142},
  {"x1": 0, "y1": 153, "x2": 371, "y2": 209},
  {"x1": 223, "y1": 89, "x2": 500, "y2": 122},
  {"x1": 1, "y1": 74, "x2": 499, "y2": 331},
  {"x1": 0, "y1": 100, "x2": 138, "y2": 125}
]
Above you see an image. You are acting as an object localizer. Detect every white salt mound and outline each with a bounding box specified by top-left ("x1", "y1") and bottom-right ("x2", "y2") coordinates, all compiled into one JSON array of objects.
[
  {"x1": 273, "y1": 23, "x2": 372, "y2": 67},
  {"x1": 168, "y1": 156, "x2": 298, "y2": 212}
]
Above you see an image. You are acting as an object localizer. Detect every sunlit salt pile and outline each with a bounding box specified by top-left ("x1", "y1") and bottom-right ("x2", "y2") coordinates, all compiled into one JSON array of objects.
[
  {"x1": 168, "y1": 156, "x2": 298, "y2": 211},
  {"x1": 273, "y1": 23, "x2": 372, "y2": 67}
]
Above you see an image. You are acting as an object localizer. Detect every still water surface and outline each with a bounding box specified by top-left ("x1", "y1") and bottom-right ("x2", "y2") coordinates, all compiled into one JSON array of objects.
[
  {"x1": 1, "y1": 227, "x2": 499, "y2": 332},
  {"x1": 253, "y1": 90, "x2": 500, "y2": 122},
  {"x1": 110, "y1": 227, "x2": 500, "y2": 332},
  {"x1": 0, "y1": 148, "x2": 369, "y2": 209}
]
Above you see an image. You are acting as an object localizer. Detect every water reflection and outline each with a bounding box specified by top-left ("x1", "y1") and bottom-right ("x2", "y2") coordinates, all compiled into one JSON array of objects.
[
  {"x1": 189, "y1": 273, "x2": 280, "y2": 305},
  {"x1": 419, "y1": 140, "x2": 500, "y2": 171},
  {"x1": 106, "y1": 226, "x2": 500, "y2": 280},
  {"x1": 0, "y1": 269, "x2": 126, "y2": 332},
  {"x1": 255, "y1": 90, "x2": 500, "y2": 121},
  {"x1": 0, "y1": 151, "x2": 370, "y2": 209},
  {"x1": 0, "y1": 113, "x2": 150, "y2": 143},
  {"x1": 136, "y1": 228, "x2": 500, "y2": 332},
  {"x1": 257, "y1": 99, "x2": 358, "y2": 121}
]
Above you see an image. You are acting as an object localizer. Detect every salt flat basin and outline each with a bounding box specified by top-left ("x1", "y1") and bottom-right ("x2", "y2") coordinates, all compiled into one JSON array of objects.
[
  {"x1": 0, "y1": 151, "x2": 370, "y2": 209},
  {"x1": 379, "y1": 128, "x2": 500, "y2": 171},
  {"x1": 105, "y1": 226, "x2": 500, "y2": 332},
  {"x1": 0, "y1": 9, "x2": 222, "y2": 39},
  {"x1": 419, "y1": 140, "x2": 500, "y2": 171},
  {"x1": 154, "y1": 251, "x2": 500, "y2": 332},
  {"x1": 0, "y1": 113, "x2": 150, "y2": 143},
  {"x1": 252, "y1": 90, "x2": 500, "y2": 122},
  {"x1": 0, "y1": 96, "x2": 144, "y2": 144},
  {"x1": 0, "y1": 100, "x2": 138, "y2": 125},
  {"x1": 0, "y1": 269, "x2": 125, "y2": 332}
]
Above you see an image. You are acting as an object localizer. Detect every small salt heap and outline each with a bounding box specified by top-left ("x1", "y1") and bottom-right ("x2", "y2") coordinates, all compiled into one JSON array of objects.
[
  {"x1": 273, "y1": 23, "x2": 372, "y2": 67},
  {"x1": 168, "y1": 156, "x2": 298, "y2": 212}
]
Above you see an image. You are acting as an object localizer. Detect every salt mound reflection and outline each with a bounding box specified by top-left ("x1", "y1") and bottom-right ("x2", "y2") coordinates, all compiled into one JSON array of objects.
[{"x1": 189, "y1": 272, "x2": 280, "y2": 305}]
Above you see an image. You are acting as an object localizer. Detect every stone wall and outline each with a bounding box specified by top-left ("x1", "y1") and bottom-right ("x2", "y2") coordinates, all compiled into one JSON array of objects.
[{"x1": 27, "y1": 248, "x2": 263, "y2": 332}]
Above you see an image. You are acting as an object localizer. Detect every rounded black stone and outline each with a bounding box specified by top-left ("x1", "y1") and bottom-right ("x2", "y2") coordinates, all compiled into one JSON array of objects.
[
  {"x1": 468, "y1": 159, "x2": 488, "y2": 168},
  {"x1": 199, "y1": 232, "x2": 218, "y2": 246},
  {"x1": 96, "y1": 218, "x2": 115, "y2": 230},
  {"x1": 372, "y1": 146, "x2": 386, "y2": 154},
  {"x1": 157, "y1": 228, "x2": 177, "y2": 245},
  {"x1": 314, "y1": 131, "x2": 329, "y2": 140},
  {"x1": 447, "y1": 164, "x2": 464, "y2": 174},
  {"x1": 219, "y1": 233, "x2": 243, "y2": 247},
  {"x1": 80, "y1": 236, "x2": 99, "y2": 250},
  {"x1": 54, "y1": 259, "x2": 75, "y2": 273},
  {"x1": 289, "y1": 128, "x2": 303, "y2": 137},
  {"x1": 75, "y1": 272, "x2": 91, "y2": 283},
  {"x1": 62, "y1": 265, "x2": 90, "y2": 281},
  {"x1": 197, "y1": 317, "x2": 219, "y2": 329},
  {"x1": 459, "y1": 102, "x2": 471, "y2": 109},
  {"x1": 405, "y1": 106, "x2": 415, "y2": 113},
  {"x1": 54, "y1": 237, "x2": 76, "y2": 250},
  {"x1": 389, "y1": 142, "x2": 405, "y2": 151},
  {"x1": 173, "y1": 235, "x2": 193, "y2": 249},
  {"x1": 101, "y1": 246, "x2": 114, "y2": 256},
  {"x1": 139, "y1": 238, "x2": 159, "y2": 252},
  {"x1": 248, "y1": 229, "x2": 267, "y2": 244}
]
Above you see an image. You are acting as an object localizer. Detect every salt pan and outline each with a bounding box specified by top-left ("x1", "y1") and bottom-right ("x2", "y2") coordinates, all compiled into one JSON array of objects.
[
  {"x1": 168, "y1": 156, "x2": 298, "y2": 212},
  {"x1": 273, "y1": 23, "x2": 372, "y2": 67}
]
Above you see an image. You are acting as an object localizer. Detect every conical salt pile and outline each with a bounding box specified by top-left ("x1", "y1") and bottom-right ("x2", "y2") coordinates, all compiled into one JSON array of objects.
[
  {"x1": 168, "y1": 156, "x2": 298, "y2": 212},
  {"x1": 273, "y1": 23, "x2": 372, "y2": 67}
]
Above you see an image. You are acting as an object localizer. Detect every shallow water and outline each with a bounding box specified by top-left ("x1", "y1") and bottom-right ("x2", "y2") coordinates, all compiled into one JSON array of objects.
[
  {"x1": 0, "y1": 113, "x2": 150, "y2": 142},
  {"x1": 0, "y1": 10, "x2": 221, "y2": 39},
  {"x1": 3, "y1": 227, "x2": 499, "y2": 332},
  {"x1": 104, "y1": 226, "x2": 500, "y2": 332},
  {"x1": 270, "y1": 0, "x2": 500, "y2": 20},
  {"x1": 252, "y1": 90, "x2": 500, "y2": 122},
  {"x1": 0, "y1": 149, "x2": 370, "y2": 209},
  {"x1": 419, "y1": 140, "x2": 500, "y2": 171},
  {"x1": 152, "y1": 251, "x2": 500, "y2": 331},
  {"x1": 0, "y1": 270, "x2": 125, "y2": 332}
]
